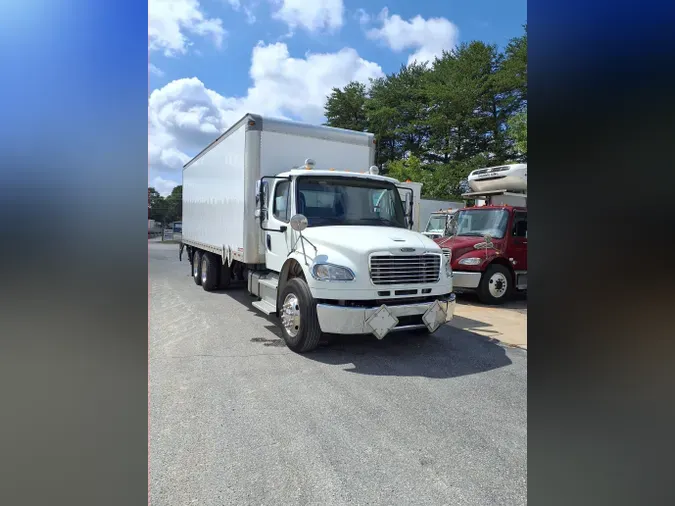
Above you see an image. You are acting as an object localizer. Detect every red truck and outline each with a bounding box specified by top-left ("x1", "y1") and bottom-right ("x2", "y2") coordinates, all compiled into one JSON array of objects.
[{"x1": 433, "y1": 164, "x2": 527, "y2": 304}]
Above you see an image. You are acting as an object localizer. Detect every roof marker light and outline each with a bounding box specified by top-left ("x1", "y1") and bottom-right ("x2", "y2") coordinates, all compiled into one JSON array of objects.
[{"x1": 369, "y1": 165, "x2": 379, "y2": 175}]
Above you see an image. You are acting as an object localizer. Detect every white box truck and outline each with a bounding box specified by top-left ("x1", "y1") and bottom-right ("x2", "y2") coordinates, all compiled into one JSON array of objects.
[{"x1": 180, "y1": 114, "x2": 456, "y2": 353}]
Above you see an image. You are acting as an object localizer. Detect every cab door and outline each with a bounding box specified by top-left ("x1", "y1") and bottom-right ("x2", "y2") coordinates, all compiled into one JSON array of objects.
[
  {"x1": 263, "y1": 179, "x2": 293, "y2": 272},
  {"x1": 509, "y1": 210, "x2": 528, "y2": 272}
]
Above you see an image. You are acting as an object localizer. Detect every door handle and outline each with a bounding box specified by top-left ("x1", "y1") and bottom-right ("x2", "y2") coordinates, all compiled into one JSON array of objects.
[{"x1": 266, "y1": 234, "x2": 271, "y2": 251}]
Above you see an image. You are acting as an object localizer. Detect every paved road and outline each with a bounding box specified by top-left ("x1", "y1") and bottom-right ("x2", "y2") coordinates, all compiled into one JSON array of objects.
[{"x1": 149, "y1": 241, "x2": 527, "y2": 505}]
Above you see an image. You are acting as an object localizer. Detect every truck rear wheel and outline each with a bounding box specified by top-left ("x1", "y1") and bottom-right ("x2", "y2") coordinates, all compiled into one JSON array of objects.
[
  {"x1": 477, "y1": 264, "x2": 512, "y2": 305},
  {"x1": 200, "y1": 253, "x2": 219, "y2": 292},
  {"x1": 192, "y1": 250, "x2": 203, "y2": 286},
  {"x1": 278, "y1": 278, "x2": 322, "y2": 353}
]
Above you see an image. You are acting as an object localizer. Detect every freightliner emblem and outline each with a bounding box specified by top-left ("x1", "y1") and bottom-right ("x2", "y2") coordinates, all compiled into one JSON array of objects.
[{"x1": 400, "y1": 247, "x2": 416, "y2": 252}]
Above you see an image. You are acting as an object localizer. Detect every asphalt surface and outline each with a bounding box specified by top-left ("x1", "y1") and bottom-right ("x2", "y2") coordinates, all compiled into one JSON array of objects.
[{"x1": 149, "y1": 241, "x2": 527, "y2": 505}]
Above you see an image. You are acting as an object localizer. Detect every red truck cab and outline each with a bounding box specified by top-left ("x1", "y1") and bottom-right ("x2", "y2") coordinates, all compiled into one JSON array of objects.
[{"x1": 435, "y1": 202, "x2": 527, "y2": 304}]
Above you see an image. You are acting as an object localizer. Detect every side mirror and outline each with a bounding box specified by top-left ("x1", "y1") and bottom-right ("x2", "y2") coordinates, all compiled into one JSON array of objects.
[{"x1": 290, "y1": 214, "x2": 308, "y2": 232}]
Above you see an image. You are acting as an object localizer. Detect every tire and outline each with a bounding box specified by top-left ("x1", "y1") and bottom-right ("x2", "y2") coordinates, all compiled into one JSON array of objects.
[
  {"x1": 218, "y1": 260, "x2": 232, "y2": 289},
  {"x1": 477, "y1": 264, "x2": 512, "y2": 305},
  {"x1": 278, "y1": 278, "x2": 322, "y2": 353},
  {"x1": 200, "y1": 253, "x2": 219, "y2": 292},
  {"x1": 192, "y1": 250, "x2": 203, "y2": 286}
]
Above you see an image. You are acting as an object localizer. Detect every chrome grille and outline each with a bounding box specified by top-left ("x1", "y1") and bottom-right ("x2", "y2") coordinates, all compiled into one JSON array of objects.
[
  {"x1": 369, "y1": 254, "x2": 441, "y2": 285},
  {"x1": 441, "y1": 248, "x2": 451, "y2": 261}
]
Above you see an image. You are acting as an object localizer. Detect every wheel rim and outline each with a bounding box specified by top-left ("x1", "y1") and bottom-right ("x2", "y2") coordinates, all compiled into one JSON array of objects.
[
  {"x1": 488, "y1": 272, "x2": 508, "y2": 298},
  {"x1": 281, "y1": 293, "x2": 301, "y2": 337},
  {"x1": 201, "y1": 258, "x2": 208, "y2": 284},
  {"x1": 193, "y1": 256, "x2": 199, "y2": 277}
]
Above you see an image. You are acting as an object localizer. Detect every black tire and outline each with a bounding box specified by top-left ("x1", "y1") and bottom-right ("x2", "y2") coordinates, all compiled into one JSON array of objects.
[
  {"x1": 192, "y1": 250, "x2": 203, "y2": 286},
  {"x1": 218, "y1": 260, "x2": 232, "y2": 289},
  {"x1": 278, "y1": 278, "x2": 322, "y2": 353},
  {"x1": 477, "y1": 264, "x2": 512, "y2": 305},
  {"x1": 201, "y1": 253, "x2": 219, "y2": 292}
]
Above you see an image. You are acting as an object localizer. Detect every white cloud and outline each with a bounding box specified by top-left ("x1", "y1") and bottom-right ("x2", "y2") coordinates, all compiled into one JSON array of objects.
[
  {"x1": 151, "y1": 176, "x2": 181, "y2": 197},
  {"x1": 355, "y1": 8, "x2": 370, "y2": 26},
  {"x1": 149, "y1": 0, "x2": 225, "y2": 56},
  {"x1": 271, "y1": 0, "x2": 344, "y2": 33},
  {"x1": 226, "y1": 0, "x2": 257, "y2": 24},
  {"x1": 367, "y1": 8, "x2": 459, "y2": 65},
  {"x1": 149, "y1": 63, "x2": 165, "y2": 77},
  {"x1": 148, "y1": 42, "x2": 383, "y2": 178}
]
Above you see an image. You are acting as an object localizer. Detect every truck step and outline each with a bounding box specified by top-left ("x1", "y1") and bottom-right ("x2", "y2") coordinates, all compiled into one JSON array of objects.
[
  {"x1": 258, "y1": 277, "x2": 279, "y2": 290},
  {"x1": 252, "y1": 299, "x2": 277, "y2": 315}
]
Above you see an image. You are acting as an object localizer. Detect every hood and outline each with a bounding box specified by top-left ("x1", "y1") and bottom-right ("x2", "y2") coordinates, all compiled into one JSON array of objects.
[
  {"x1": 436, "y1": 235, "x2": 505, "y2": 261},
  {"x1": 302, "y1": 225, "x2": 440, "y2": 256}
]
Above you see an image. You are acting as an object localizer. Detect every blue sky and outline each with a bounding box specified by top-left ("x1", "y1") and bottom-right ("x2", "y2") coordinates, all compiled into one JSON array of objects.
[{"x1": 148, "y1": 0, "x2": 526, "y2": 194}]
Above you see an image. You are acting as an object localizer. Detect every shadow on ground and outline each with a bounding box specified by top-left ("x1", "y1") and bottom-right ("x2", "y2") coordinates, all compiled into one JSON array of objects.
[
  {"x1": 455, "y1": 290, "x2": 528, "y2": 312},
  {"x1": 212, "y1": 286, "x2": 515, "y2": 379}
]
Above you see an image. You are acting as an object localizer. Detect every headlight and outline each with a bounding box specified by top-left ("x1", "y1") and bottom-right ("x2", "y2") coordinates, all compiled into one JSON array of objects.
[
  {"x1": 311, "y1": 263, "x2": 355, "y2": 281},
  {"x1": 458, "y1": 257, "x2": 482, "y2": 266}
]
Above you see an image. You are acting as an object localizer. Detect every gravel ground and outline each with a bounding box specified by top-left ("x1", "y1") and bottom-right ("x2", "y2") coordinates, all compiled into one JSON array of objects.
[{"x1": 149, "y1": 241, "x2": 527, "y2": 506}]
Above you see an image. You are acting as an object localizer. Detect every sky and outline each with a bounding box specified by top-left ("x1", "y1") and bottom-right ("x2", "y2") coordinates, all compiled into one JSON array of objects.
[{"x1": 148, "y1": 0, "x2": 527, "y2": 196}]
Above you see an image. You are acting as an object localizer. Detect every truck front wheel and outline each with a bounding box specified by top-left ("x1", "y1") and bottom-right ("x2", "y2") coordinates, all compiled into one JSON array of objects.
[
  {"x1": 278, "y1": 278, "x2": 322, "y2": 353},
  {"x1": 477, "y1": 264, "x2": 512, "y2": 305}
]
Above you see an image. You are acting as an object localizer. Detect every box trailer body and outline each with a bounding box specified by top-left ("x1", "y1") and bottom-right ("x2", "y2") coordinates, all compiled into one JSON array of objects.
[
  {"x1": 181, "y1": 114, "x2": 455, "y2": 353},
  {"x1": 183, "y1": 114, "x2": 376, "y2": 265}
]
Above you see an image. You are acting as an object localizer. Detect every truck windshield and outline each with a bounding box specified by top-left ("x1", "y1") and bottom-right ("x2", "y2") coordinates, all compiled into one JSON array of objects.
[
  {"x1": 296, "y1": 176, "x2": 407, "y2": 228},
  {"x1": 426, "y1": 215, "x2": 447, "y2": 233},
  {"x1": 455, "y1": 209, "x2": 509, "y2": 238}
]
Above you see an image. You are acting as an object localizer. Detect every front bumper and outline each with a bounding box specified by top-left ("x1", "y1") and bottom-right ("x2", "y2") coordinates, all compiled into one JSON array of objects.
[
  {"x1": 451, "y1": 271, "x2": 482, "y2": 289},
  {"x1": 315, "y1": 294, "x2": 456, "y2": 339}
]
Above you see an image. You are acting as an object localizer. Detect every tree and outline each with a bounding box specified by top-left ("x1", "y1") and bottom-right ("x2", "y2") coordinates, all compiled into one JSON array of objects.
[
  {"x1": 507, "y1": 109, "x2": 527, "y2": 159},
  {"x1": 319, "y1": 24, "x2": 528, "y2": 191},
  {"x1": 500, "y1": 25, "x2": 527, "y2": 110},
  {"x1": 324, "y1": 81, "x2": 368, "y2": 132},
  {"x1": 165, "y1": 185, "x2": 182, "y2": 223},
  {"x1": 424, "y1": 43, "x2": 492, "y2": 164},
  {"x1": 148, "y1": 187, "x2": 169, "y2": 223},
  {"x1": 366, "y1": 63, "x2": 431, "y2": 168}
]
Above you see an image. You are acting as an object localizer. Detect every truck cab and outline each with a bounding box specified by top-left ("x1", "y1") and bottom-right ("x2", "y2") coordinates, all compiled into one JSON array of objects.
[
  {"x1": 250, "y1": 164, "x2": 456, "y2": 352},
  {"x1": 423, "y1": 209, "x2": 458, "y2": 240}
]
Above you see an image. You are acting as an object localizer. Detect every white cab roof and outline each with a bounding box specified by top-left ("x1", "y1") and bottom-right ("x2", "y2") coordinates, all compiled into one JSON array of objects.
[{"x1": 277, "y1": 168, "x2": 400, "y2": 185}]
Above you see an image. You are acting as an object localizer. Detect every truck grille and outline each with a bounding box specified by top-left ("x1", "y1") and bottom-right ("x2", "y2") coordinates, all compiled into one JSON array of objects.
[
  {"x1": 441, "y1": 248, "x2": 451, "y2": 260},
  {"x1": 369, "y1": 254, "x2": 441, "y2": 285}
]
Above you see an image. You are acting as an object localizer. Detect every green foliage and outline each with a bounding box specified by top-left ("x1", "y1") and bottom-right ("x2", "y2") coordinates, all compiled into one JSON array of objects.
[
  {"x1": 324, "y1": 81, "x2": 368, "y2": 132},
  {"x1": 323, "y1": 25, "x2": 527, "y2": 197},
  {"x1": 148, "y1": 185, "x2": 182, "y2": 223},
  {"x1": 165, "y1": 185, "x2": 183, "y2": 223},
  {"x1": 507, "y1": 110, "x2": 527, "y2": 159}
]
